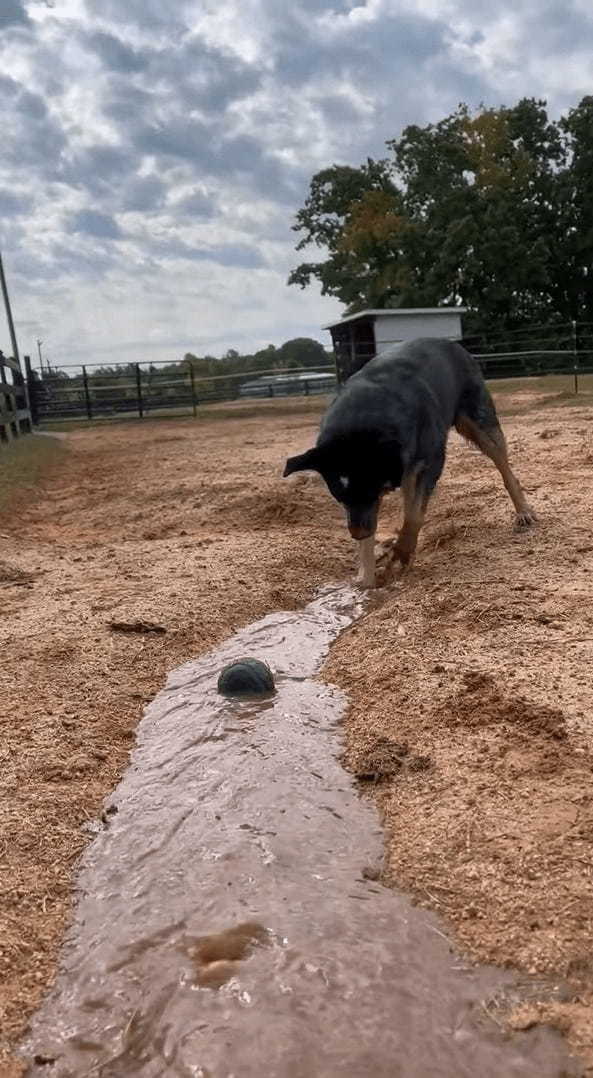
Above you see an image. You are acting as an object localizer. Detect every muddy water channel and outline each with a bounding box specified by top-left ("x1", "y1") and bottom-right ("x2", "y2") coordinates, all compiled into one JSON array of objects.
[{"x1": 23, "y1": 587, "x2": 578, "y2": 1077}]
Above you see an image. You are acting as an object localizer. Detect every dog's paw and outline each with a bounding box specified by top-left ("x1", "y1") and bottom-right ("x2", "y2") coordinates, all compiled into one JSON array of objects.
[
  {"x1": 355, "y1": 570, "x2": 376, "y2": 589},
  {"x1": 391, "y1": 544, "x2": 414, "y2": 567},
  {"x1": 373, "y1": 545, "x2": 408, "y2": 587},
  {"x1": 514, "y1": 507, "x2": 538, "y2": 530}
]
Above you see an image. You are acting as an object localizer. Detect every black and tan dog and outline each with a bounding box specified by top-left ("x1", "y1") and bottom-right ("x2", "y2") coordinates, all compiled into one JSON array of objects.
[{"x1": 283, "y1": 338, "x2": 536, "y2": 587}]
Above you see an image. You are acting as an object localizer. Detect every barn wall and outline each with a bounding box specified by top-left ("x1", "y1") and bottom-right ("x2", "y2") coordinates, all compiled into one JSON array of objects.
[{"x1": 374, "y1": 312, "x2": 462, "y2": 348}]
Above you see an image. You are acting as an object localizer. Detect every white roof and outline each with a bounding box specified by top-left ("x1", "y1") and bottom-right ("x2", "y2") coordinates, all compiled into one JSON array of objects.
[{"x1": 323, "y1": 307, "x2": 467, "y2": 330}]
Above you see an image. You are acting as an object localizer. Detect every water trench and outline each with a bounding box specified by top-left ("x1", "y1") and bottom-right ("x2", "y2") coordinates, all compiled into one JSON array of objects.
[{"x1": 22, "y1": 586, "x2": 579, "y2": 1077}]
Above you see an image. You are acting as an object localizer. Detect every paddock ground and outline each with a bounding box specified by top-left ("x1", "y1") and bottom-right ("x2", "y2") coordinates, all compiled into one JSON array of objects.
[{"x1": 2, "y1": 382, "x2": 593, "y2": 1072}]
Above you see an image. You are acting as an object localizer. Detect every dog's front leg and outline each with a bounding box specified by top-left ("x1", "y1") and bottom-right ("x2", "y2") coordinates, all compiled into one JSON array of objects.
[
  {"x1": 390, "y1": 467, "x2": 425, "y2": 569},
  {"x1": 356, "y1": 535, "x2": 376, "y2": 588}
]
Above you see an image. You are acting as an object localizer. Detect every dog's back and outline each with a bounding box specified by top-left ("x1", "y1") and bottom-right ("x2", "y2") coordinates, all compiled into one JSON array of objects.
[{"x1": 320, "y1": 338, "x2": 480, "y2": 446}]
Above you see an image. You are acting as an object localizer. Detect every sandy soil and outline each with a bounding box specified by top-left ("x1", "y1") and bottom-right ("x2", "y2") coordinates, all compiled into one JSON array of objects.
[
  {"x1": 0, "y1": 407, "x2": 349, "y2": 1074},
  {"x1": 2, "y1": 393, "x2": 593, "y2": 1072},
  {"x1": 326, "y1": 404, "x2": 593, "y2": 1068}
]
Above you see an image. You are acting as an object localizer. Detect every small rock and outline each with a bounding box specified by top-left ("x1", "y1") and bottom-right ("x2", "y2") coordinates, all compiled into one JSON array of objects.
[
  {"x1": 508, "y1": 1005, "x2": 540, "y2": 1032},
  {"x1": 361, "y1": 865, "x2": 381, "y2": 881}
]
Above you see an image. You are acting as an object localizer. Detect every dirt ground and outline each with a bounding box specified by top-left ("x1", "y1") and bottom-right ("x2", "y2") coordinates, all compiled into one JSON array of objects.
[{"x1": 1, "y1": 390, "x2": 593, "y2": 1073}]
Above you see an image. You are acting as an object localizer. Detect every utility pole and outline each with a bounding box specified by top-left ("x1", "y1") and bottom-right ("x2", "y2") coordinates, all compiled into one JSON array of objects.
[
  {"x1": 0, "y1": 250, "x2": 21, "y2": 368},
  {"x1": 37, "y1": 338, "x2": 44, "y2": 374}
]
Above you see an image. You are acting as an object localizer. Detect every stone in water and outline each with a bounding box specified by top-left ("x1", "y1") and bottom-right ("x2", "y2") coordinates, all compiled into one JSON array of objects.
[{"x1": 217, "y1": 657, "x2": 275, "y2": 697}]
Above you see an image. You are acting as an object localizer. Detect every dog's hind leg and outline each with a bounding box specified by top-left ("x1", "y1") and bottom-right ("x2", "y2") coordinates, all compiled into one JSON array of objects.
[{"x1": 455, "y1": 411, "x2": 536, "y2": 529}]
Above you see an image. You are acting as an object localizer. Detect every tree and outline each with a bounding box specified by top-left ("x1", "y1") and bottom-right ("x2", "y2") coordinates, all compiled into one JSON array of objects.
[
  {"x1": 389, "y1": 101, "x2": 562, "y2": 333},
  {"x1": 288, "y1": 97, "x2": 592, "y2": 339},
  {"x1": 288, "y1": 159, "x2": 402, "y2": 311},
  {"x1": 558, "y1": 96, "x2": 593, "y2": 321},
  {"x1": 276, "y1": 338, "x2": 329, "y2": 369}
]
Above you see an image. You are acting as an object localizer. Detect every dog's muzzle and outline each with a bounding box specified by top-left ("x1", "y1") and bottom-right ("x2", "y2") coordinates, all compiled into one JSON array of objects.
[
  {"x1": 346, "y1": 502, "x2": 380, "y2": 541},
  {"x1": 348, "y1": 523, "x2": 374, "y2": 540}
]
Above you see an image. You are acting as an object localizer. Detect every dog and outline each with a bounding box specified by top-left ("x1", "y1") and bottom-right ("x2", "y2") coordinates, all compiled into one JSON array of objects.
[{"x1": 283, "y1": 337, "x2": 536, "y2": 588}]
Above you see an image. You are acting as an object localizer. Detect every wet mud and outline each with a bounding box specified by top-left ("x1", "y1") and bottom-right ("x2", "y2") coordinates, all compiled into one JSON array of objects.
[{"x1": 22, "y1": 587, "x2": 579, "y2": 1077}]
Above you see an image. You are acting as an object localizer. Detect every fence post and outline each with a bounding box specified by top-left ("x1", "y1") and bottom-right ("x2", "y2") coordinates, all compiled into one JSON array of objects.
[
  {"x1": 136, "y1": 364, "x2": 144, "y2": 419},
  {"x1": 23, "y1": 354, "x2": 38, "y2": 426},
  {"x1": 188, "y1": 362, "x2": 197, "y2": 418},
  {"x1": 82, "y1": 365, "x2": 93, "y2": 420},
  {"x1": 0, "y1": 352, "x2": 13, "y2": 441},
  {"x1": 12, "y1": 365, "x2": 26, "y2": 435},
  {"x1": 572, "y1": 320, "x2": 578, "y2": 394}
]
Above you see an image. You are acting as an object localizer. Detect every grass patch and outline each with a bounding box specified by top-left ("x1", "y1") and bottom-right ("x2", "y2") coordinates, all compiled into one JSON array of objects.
[{"x1": 0, "y1": 434, "x2": 65, "y2": 516}]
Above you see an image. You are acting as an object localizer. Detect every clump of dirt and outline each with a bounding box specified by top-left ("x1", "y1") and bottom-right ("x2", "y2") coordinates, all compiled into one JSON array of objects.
[
  {"x1": 202, "y1": 475, "x2": 331, "y2": 531},
  {"x1": 352, "y1": 737, "x2": 431, "y2": 782},
  {"x1": 187, "y1": 921, "x2": 271, "y2": 988},
  {"x1": 108, "y1": 619, "x2": 167, "y2": 635},
  {"x1": 424, "y1": 520, "x2": 465, "y2": 550},
  {"x1": 441, "y1": 670, "x2": 567, "y2": 741},
  {"x1": 0, "y1": 560, "x2": 34, "y2": 585}
]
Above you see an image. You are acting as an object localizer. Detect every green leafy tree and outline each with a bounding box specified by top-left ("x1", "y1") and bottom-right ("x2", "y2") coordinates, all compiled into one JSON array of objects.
[
  {"x1": 391, "y1": 101, "x2": 562, "y2": 334},
  {"x1": 558, "y1": 96, "x2": 593, "y2": 321},
  {"x1": 289, "y1": 97, "x2": 592, "y2": 339},
  {"x1": 276, "y1": 337, "x2": 330, "y2": 369},
  {"x1": 288, "y1": 160, "x2": 402, "y2": 311}
]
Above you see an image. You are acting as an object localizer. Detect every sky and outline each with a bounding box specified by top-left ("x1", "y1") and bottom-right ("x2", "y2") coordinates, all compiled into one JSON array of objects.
[{"x1": 1, "y1": 0, "x2": 592, "y2": 370}]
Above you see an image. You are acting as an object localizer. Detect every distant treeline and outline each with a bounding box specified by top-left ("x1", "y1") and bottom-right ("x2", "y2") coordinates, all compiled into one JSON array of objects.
[{"x1": 34, "y1": 337, "x2": 334, "y2": 404}]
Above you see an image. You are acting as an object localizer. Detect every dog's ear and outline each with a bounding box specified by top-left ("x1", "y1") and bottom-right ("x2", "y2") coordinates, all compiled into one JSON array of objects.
[{"x1": 283, "y1": 447, "x2": 321, "y2": 477}]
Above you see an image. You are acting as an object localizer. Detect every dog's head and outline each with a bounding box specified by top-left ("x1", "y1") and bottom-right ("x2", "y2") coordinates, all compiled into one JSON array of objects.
[{"x1": 283, "y1": 438, "x2": 402, "y2": 540}]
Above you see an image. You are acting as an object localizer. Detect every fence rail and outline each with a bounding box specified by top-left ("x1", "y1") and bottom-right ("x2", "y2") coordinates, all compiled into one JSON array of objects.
[
  {"x1": 30, "y1": 362, "x2": 338, "y2": 423},
  {"x1": 26, "y1": 338, "x2": 593, "y2": 426},
  {"x1": 0, "y1": 350, "x2": 32, "y2": 442}
]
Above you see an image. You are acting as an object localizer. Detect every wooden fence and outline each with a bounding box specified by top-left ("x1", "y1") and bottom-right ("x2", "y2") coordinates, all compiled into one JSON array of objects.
[{"x1": 0, "y1": 350, "x2": 33, "y2": 442}]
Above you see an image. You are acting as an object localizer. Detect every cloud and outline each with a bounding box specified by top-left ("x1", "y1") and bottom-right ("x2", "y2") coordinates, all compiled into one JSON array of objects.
[
  {"x1": 69, "y1": 209, "x2": 122, "y2": 238},
  {"x1": 0, "y1": 189, "x2": 32, "y2": 215},
  {"x1": 0, "y1": 0, "x2": 592, "y2": 366},
  {"x1": 188, "y1": 242, "x2": 265, "y2": 268},
  {"x1": 83, "y1": 29, "x2": 147, "y2": 72},
  {"x1": 0, "y1": 0, "x2": 30, "y2": 28}
]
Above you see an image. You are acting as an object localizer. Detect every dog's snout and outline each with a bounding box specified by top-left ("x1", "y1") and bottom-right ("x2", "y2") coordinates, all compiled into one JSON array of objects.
[
  {"x1": 349, "y1": 523, "x2": 373, "y2": 540},
  {"x1": 347, "y1": 502, "x2": 379, "y2": 541}
]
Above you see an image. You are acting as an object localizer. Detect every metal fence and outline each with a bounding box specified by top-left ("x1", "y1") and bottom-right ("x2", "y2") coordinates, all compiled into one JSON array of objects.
[
  {"x1": 25, "y1": 323, "x2": 593, "y2": 426},
  {"x1": 28, "y1": 362, "x2": 338, "y2": 423}
]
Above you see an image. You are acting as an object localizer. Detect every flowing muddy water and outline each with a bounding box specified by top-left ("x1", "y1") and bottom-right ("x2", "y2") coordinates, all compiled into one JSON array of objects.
[{"x1": 22, "y1": 587, "x2": 579, "y2": 1077}]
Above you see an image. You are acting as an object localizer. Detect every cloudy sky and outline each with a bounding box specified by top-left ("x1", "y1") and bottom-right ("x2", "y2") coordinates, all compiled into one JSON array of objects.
[{"x1": 0, "y1": 0, "x2": 592, "y2": 370}]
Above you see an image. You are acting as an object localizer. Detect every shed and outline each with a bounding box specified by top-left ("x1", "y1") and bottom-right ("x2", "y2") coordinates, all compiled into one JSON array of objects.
[{"x1": 323, "y1": 307, "x2": 466, "y2": 383}]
